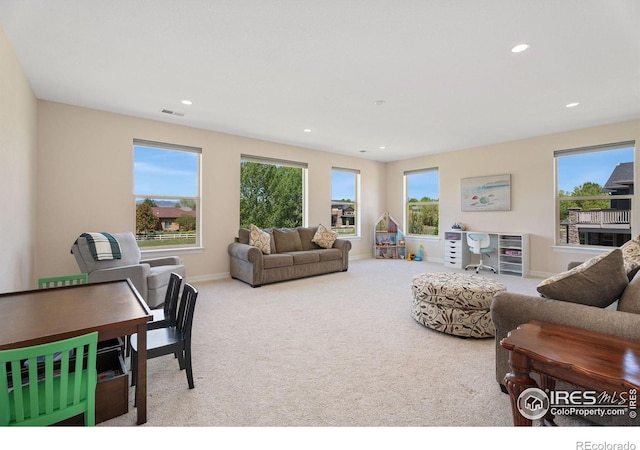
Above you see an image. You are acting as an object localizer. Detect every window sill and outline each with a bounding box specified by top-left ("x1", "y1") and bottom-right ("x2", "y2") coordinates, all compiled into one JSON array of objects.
[
  {"x1": 552, "y1": 245, "x2": 609, "y2": 255},
  {"x1": 405, "y1": 234, "x2": 440, "y2": 241},
  {"x1": 141, "y1": 246, "x2": 204, "y2": 258}
]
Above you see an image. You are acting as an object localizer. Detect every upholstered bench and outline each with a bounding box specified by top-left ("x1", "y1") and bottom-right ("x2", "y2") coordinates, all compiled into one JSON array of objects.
[{"x1": 411, "y1": 272, "x2": 506, "y2": 338}]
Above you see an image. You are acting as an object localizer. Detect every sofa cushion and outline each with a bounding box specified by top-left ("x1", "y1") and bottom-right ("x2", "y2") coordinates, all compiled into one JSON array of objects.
[
  {"x1": 238, "y1": 228, "x2": 250, "y2": 244},
  {"x1": 617, "y1": 271, "x2": 640, "y2": 314},
  {"x1": 536, "y1": 248, "x2": 628, "y2": 308},
  {"x1": 286, "y1": 251, "x2": 320, "y2": 265},
  {"x1": 312, "y1": 224, "x2": 338, "y2": 249},
  {"x1": 249, "y1": 225, "x2": 272, "y2": 255},
  {"x1": 272, "y1": 228, "x2": 303, "y2": 253},
  {"x1": 263, "y1": 253, "x2": 294, "y2": 269},
  {"x1": 298, "y1": 227, "x2": 322, "y2": 250},
  {"x1": 621, "y1": 236, "x2": 640, "y2": 279},
  {"x1": 317, "y1": 248, "x2": 343, "y2": 262}
]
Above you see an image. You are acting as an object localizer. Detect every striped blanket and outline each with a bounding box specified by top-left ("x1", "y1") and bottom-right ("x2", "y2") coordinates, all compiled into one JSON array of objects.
[{"x1": 77, "y1": 232, "x2": 122, "y2": 260}]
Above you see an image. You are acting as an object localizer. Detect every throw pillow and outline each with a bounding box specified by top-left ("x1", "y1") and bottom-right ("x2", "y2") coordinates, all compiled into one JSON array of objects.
[
  {"x1": 312, "y1": 224, "x2": 338, "y2": 249},
  {"x1": 617, "y1": 271, "x2": 640, "y2": 314},
  {"x1": 620, "y1": 236, "x2": 640, "y2": 279},
  {"x1": 536, "y1": 248, "x2": 628, "y2": 308},
  {"x1": 249, "y1": 224, "x2": 271, "y2": 255}
]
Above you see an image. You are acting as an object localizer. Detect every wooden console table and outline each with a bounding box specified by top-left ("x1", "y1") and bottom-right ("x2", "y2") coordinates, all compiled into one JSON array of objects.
[{"x1": 500, "y1": 320, "x2": 640, "y2": 426}]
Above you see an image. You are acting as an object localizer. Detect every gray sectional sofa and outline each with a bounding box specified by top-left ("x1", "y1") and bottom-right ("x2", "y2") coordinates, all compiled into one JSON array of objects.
[
  {"x1": 228, "y1": 226, "x2": 351, "y2": 287},
  {"x1": 491, "y1": 246, "x2": 640, "y2": 426}
]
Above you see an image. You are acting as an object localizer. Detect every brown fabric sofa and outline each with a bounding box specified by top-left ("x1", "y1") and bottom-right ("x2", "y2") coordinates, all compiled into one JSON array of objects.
[
  {"x1": 228, "y1": 226, "x2": 351, "y2": 287},
  {"x1": 491, "y1": 247, "x2": 640, "y2": 426}
]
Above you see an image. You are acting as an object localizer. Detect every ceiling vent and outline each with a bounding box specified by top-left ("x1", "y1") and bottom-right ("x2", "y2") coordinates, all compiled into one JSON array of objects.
[{"x1": 161, "y1": 109, "x2": 184, "y2": 117}]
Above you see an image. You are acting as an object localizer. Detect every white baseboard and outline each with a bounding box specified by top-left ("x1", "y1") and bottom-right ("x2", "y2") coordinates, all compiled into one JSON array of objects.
[{"x1": 187, "y1": 272, "x2": 230, "y2": 283}]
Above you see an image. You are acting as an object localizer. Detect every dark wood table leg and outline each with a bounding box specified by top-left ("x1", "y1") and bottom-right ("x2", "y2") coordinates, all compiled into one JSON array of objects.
[
  {"x1": 503, "y1": 351, "x2": 538, "y2": 426},
  {"x1": 539, "y1": 374, "x2": 557, "y2": 426},
  {"x1": 136, "y1": 322, "x2": 147, "y2": 425}
]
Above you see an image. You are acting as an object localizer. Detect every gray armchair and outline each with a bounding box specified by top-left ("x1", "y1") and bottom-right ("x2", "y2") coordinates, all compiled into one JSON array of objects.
[{"x1": 71, "y1": 231, "x2": 185, "y2": 308}]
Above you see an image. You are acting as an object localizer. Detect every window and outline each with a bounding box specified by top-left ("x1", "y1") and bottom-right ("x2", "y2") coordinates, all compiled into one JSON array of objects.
[
  {"x1": 133, "y1": 139, "x2": 201, "y2": 249},
  {"x1": 405, "y1": 168, "x2": 439, "y2": 236},
  {"x1": 555, "y1": 141, "x2": 634, "y2": 247},
  {"x1": 331, "y1": 168, "x2": 359, "y2": 236},
  {"x1": 239, "y1": 155, "x2": 307, "y2": 228}
]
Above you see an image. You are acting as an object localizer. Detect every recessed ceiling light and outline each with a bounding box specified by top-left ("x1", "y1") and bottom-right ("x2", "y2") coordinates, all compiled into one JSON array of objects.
[
  {"x1": 566, "y1": 102, "x2": 580, "y2": 108},
  {"x1": 379, "y1": 146, "x2": 386, "y2": 150},
  {"x1": 374, "y1": 100, "x2": 386, "y2": 106},
  {"x1": 360, "y1": 150, "x2": 367, "y2": 153},
  {"x1": 304, "y1": 129, "x2": 312, "y2": 133},
  {"x1": 181, "y1": 100, "x2": 193, "y2": 105},
  {"x1": 511, "y1": 43, "x2": 530, "y2": 53}
]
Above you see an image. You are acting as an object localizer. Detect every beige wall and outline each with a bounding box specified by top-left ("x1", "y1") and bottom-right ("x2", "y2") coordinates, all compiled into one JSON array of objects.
[
  {"x1": 3, "y1": 23, "x2": 639, "y2": 287},
  {"x1": 386, "y1": 119, "x2": 640, "y2": 277},
  {"x1": 0, "y1": 26, "x2": 37, "y2": 292},
  {"x1": 35, "y1": 101, "x2": 385, "y2": 283}
]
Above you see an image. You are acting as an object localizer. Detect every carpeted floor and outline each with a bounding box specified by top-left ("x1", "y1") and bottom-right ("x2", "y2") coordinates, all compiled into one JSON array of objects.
[{"x1": 102, "y1": 258, "x2": 586, "y2": 428}]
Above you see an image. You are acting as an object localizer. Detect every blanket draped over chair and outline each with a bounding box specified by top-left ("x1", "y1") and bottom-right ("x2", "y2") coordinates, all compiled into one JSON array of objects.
[{"x1": 74, "y1": 232, "x2": 122, "y2": 261}]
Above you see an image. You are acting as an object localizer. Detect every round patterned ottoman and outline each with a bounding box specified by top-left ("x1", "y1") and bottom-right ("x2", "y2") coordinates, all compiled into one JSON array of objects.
[{"x1": 410, "y1": 272, "x2": 506, "y2": 338}]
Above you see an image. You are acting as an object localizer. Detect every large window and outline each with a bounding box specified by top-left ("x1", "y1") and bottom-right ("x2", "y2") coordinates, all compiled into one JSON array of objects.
[
  {"x1": 555, "y1": 141, "x2": 634, "y2": 247},
  {"x1": 405, "y1": 168, "x2": 439, "y2": 236},
  {"x1": 240, "y1": 155, "x2": 306, "y2": 228},
  {"x1": 331, "y1": 168, "x2": 359, "y2": 236},
  {"x1": 133, "y1": 139, "x2": 201, "y2": 248}
]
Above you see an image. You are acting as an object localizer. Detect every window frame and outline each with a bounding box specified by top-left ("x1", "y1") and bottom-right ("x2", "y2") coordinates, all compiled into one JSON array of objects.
[
  {"x1": 404, "y1": 168, "x2": 440, "y2": 237},
  {"x1": 133, "y1": 139, "x2": 202, "y2": 251},
  {"x1": 331, "y1": 167, "x2": 360, "y2": 237},
  {"x1": 554, "y1": 141, "x2": 635, "y2": 248}
]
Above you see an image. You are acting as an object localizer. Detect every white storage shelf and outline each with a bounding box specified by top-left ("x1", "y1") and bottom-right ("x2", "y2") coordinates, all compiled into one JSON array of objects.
[{"x1": 498, "y1": 234, "x2": 529, "y2": 277}]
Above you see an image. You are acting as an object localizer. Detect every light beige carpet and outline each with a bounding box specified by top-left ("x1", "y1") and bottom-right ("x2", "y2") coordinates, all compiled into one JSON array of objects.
[{"x1": 102, "y1": 258, "x2": 587, "y2": 428}]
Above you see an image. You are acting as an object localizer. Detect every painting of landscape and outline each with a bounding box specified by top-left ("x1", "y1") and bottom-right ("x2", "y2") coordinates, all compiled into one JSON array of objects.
[{"x1": 461, "y1": 174, "x2": 511, "y2": 211}]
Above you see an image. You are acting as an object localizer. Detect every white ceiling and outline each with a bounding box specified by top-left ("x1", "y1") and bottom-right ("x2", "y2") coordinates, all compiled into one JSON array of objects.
[{"x1": 1, "y1": 0, "x2": 639, "y2": 162}]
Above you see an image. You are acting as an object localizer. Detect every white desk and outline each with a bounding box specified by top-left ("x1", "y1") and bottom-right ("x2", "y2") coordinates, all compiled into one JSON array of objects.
[{"x1": 443, "y1": 230, "x2": 529, "y2": 277}]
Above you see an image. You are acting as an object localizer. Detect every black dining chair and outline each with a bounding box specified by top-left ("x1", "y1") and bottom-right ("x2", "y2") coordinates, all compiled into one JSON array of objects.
[
  {"x1": 149, "y1": 272, "x2": 183, "y2": 329},
  {"x1": 126, "y1": 272, "x2": 182, "y2": 356},
  {"x1": 130, "y1": 283, "x2": 198, "y2": 401}
]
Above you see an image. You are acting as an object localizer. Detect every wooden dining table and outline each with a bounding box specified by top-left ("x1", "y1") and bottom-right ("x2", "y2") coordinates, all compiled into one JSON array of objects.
[{"x1": 0, "y1": 279, "x2": 152, "y2": 425}]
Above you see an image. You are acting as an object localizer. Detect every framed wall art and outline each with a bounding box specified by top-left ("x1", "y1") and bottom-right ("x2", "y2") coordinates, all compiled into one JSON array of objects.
[{"x1": 461, "y1": 174, "x2": 511, "y2": 211}]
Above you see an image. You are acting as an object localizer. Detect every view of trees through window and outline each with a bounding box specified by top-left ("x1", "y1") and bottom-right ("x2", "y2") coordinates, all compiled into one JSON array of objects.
[
  {"x1": 133, "y1": 141, "x2": 200, "y2": 248},
  {"x1": 556, "y1": 143, "x2": 634, "y2": 247},
  {"x1": 406, "y1": 169, "x2": 439, "y2": 235},
  {"x1": 240, "y1": 158, "x2": 304, "y2": 228}
]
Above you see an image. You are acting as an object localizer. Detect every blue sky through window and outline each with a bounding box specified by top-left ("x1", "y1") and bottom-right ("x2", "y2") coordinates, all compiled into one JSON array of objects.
[
  {"x1": 408, "y1": 170, "x2": 439, "y2": 201},
  {"x1": 557, "y1": 146, "x2": 633, "y2": 193},
  {"x1": 332, "y1": 170, "x2": 355, "y2": 201},
  {"x1": 134, "y1": 145, "x2": 198, "y2": 197}
]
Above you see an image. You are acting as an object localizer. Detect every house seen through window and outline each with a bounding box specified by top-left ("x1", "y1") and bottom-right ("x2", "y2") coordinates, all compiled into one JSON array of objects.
[
  {"x1": 133, "y1": 139, "x2": 201, "y2": 248},
  {"x1": 405, "y1": 168, "x2": 439, "y2": 236},
  {"x1": 555, "y1": 141, "x2": 635, "y2": 247},
  {"x1": 331, "y1": 168, "x2": 359, "y2": 236}
]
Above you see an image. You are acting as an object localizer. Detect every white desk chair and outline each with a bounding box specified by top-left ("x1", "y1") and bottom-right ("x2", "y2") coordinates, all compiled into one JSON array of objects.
[{"x1": 464, "y1": 233, "x2": 497, "y2": 273}]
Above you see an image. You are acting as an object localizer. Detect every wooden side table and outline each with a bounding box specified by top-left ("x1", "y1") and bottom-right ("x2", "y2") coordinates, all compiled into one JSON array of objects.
[{"x1": 500, "y1": 320, "x2": 640, "y2": 426}]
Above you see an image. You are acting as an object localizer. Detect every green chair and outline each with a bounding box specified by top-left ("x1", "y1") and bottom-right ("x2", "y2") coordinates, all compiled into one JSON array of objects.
[
  {"x1": 37, "y1": 274, "x2": 88, "y2": 289},
  {"x1": 0, "y1": 331, "x2": 98, "y2": 426}
]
